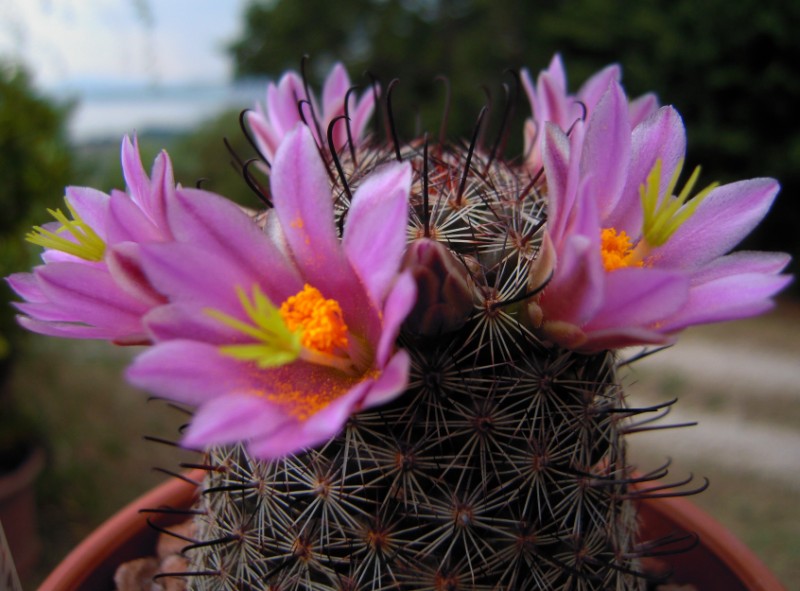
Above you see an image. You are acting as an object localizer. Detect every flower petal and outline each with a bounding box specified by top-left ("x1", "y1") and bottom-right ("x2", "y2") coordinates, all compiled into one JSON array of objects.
[
  {"x1": 652, "y1": 178, "x2": 780, "y2": 269},
  {"x1": 270, "y1": 125, "x2": 345, "y2": 278},
  {"x1": 166, "y1": 187, "x2": 303, "y2": 303},
  {"x1": 64, "y1": 186, "x2": 110, "y2": 234},
  {"x1": 121, "y1": 135, "x2": 151, "y2": 209},
  {"x1": 16, "y1": 316, "x2": 125, "y2": 340},
  {"x1": 105, "y1": 190, "x2": 163, "y2": 244},
  {"x1": 126, "y1": 340, "x2": 244, "y2": 405},
  {"x1": 689, "y1": 251, "x2": 791, "y2": 285},
  {"x1": 362, "y1": 349, "x2": 410, "y2": 409},
  {"x1": 182, "y1": 393, "x2": 291, "y2": 449},
  {"x1": 34, "y1": 262, "x2": 149, "y2": 330},
  {"x1": 321, "y1": 62, "x2": 350, "y2": 120},
  {"x1": 267, "y1": 72, "x2": 306, "y2": 137},
  {"x1": 539, "y1": 233, "x2": 603, "y2": 327},
  {"x1": 584, "y1": 267, "x2": 689, "y2": 332},
  {"x1": 611, "y1": 106, "x2": 687, "y2": 233},
  {"x1": 580, "y1": 82, "x2": 631, "y2": 220},
  {"x1": 343, "y1": 161, "x2": 412, "y2": 303},
  {"x1": 376, "y1": 271, "x2": 417, "y2": 367},
  {"x1": 659, "y1": 271, "x2": 792, "y2": 333}
]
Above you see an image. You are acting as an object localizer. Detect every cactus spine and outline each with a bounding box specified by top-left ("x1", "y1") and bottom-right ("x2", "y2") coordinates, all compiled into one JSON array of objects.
[{"x1": 179, "y1": 132, "x2": 657, "y2": 591}]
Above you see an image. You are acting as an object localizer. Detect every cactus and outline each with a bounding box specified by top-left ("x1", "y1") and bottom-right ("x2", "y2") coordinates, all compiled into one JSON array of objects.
[
  {"x1": 8, "y1": 57, "x2": 789, "y2": 591},
  {"x1": 182, "y1": 126, "x2": 652, "y2": 590}
]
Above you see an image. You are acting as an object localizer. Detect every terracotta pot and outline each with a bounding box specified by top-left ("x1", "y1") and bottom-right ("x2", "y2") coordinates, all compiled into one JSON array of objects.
[
  {"x1": 37, "y1": 471, "x2": 786, "y2": 591},
  {"x1": 37, "y1": 472, "x2": 200, "y2": 591},
  {"x1": 0, "y1": 446, "x2": 45, "y2": 581}
]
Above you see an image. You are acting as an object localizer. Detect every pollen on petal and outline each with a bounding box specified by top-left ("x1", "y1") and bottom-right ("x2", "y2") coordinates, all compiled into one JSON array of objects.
[
  {"x1": 280, "y1": 284, "x2": 349, "y2": 354},
  {"x1": 266, "y1": 383, "x2": 337, "y2": 421},
  {"x1": 600, "y1": 228, "x2": 643, "y2": 272}
]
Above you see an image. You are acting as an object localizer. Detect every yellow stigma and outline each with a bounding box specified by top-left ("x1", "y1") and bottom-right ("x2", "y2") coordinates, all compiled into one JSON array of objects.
[
  {"x1": 206, "y1": 284, "x2": 302, "y2": 369},
  {"x1": 279, "y1": 284, "x2": 349, "y2": 355},
  {"x1": 600, "y1": 228, "x2": 643, "y2": 272},
  {"x1": 207, "y1": 283, "x2": 354, "y2": 374},
  {"x1": 26, "y1": 199, "x2": 106, "y2": 261},
  {"x1": 640, "y1": 158, "x2": 719, "y2": 248}
]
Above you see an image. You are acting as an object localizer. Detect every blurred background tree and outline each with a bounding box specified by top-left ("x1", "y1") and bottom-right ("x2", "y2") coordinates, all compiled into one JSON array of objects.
[
  {"x1": 0, "y1": 62, "x2": 73, "y2": 371},
  {"x1": 230, "y1": 0, "x2": 799, "y2": 279}
]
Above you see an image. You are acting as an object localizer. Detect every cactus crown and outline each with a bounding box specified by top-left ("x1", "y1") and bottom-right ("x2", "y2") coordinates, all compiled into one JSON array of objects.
[{"x1": 171, "y1": 87, "x2": 666, "y2": 591}]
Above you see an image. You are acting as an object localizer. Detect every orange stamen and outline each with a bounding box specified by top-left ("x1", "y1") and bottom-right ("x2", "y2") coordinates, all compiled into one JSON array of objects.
[
  {"x1": 600, "y1": 228, "x2": 643, "y2": 272},
  {"x1": 279, "y1": 284, "x2": 349, "y2": 354}
]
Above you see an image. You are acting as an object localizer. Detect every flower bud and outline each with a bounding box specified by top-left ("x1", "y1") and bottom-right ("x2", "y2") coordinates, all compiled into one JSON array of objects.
[{"x1": 401, "y1": 238, "x2": 474, "y2": 335}]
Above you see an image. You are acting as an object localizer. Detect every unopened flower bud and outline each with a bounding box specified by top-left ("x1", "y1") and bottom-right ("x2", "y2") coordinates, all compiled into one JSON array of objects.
[{"x1": 401, "y1": 238, "x2": 474, "y2": 335}]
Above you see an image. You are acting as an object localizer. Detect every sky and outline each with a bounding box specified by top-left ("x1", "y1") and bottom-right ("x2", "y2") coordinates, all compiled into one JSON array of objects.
[{"x1": 1, "y1": 0, "x2": 248, "y2": 91}]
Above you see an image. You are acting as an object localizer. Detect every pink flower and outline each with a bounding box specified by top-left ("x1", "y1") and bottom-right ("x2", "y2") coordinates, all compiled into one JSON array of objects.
[
  {"x1": 528, "y1": 81, "x2": 791, "y2": 352},
  {"x1": 7, "y1": 136, "x2": 176, "y2": 344},
  {"x1": 127, "y1": 125, "x2": 415, "y2": 458},
  {"x1": 247, "y1": 62, "x2": 376, "y2": 163},
  {"x1": 522, "y1": 54, "x2": 658, "y2": 173}
]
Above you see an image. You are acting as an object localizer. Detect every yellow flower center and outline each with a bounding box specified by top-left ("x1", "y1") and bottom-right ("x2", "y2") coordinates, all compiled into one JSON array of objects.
[
  {"x1": 26, "y1": 199, "x2": 106, "y2": 261},
  {"x1": 279, "y1": 284, "x2": 349, "y2": 355},
  {"x1": 600, "y1": 228, "x2": 643, "y2": 272},
  {"x1": 206, "y1": 283, "x2": 354, "y2": 374}
]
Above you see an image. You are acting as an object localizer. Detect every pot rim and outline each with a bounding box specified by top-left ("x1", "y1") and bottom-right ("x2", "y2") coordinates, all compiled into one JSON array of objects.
[{"x1": 36, "y1": 470, "x2": 786, "y2": 591}]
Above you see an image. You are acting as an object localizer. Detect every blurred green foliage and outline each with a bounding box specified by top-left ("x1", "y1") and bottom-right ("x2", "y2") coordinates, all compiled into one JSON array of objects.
[
  {"x1": 73, "y1": 112, "x2": 257, "y2": 209},
  {"x1": 230, "y1": 0, "x2": 799, "y2": 279},
  {"x1": 0, "y1": 63, "x2": 73, "y2": 356}
]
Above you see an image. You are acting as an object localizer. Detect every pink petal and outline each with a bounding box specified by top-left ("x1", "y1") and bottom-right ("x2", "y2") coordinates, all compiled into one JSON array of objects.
[
  {"x1": 350, "y1": 88, "x2": 377, "y2": 141},
  {"x1": 106, "y1": 244, "x2": 165, "y2": 307},
  {"x1": 300, "y1": 380, "x2": 372, "y2": 442},
  {"x1": 584, "y1": 267, "x2": 688, "y2": 332},
  {"x1": 580, "y1": 82, "x2": 631, "y2": 220},
  {"x1": 610, "y1": 106, "x2": 686, "y2": 233},
  {"x1": 145, "y1": 150, "x2": 175, "y2": 234},
  {"x1": 105, "y1": 190, "x2": 163, "y2": 244},
  {"x1": 183, "y1": 394, "x2": 291, "y2": 449},
  {"x1": 6, "y1": 272, "x2": 45, "y2": 302},
  {"x1": 126, "y1": 340, "x2": 244, "y2": 405},
  {"x1": 246, "y1": 109, "x2": 282, "y2": 161},
  {"x1": 266, "y1": 73, "x2": 306, "y2": 137},
  {"x1": 343, "y1": 161, "x2": 412, "y2": 303},
  {"x1": 167, "y1": 188, "x2": 303, "y2": 303},
  {"x1": 139, "y1": 242, "x2": 272, "y2": 317},
  {"x1": 576, "y1": 64, "x2": 621, "y2": 112},
  {"x1": 35, "y1": 262, "x2": 149, "y2": 328},
  {"x1": 121, "y1": 135, "x2": 150, "y2": 209},
  {"x1": 362, "y1": 349, "x2": 411, "y2": 409},
  {"x1": 321, "y1": 62, "x2": 350, "y2": 121},
  {"x1": 628, "y1": 92, "x2": 659, "y2": 127},
  {"x1": 539, "y1": 234, "x2": 603, "y2": 327},
  {"x1": 541, "y1": 123, "x2": 574, "y2": 244},
  {"x1": 652, "y1": 178, "x2": 780, "y2": 269},
  {"x1": 659, "y1": 272, "x2": 792, "y2": 333},
  {"x1": 143, "y1": 303, "x2": 239, "y2": 344},
  {"x1": 376, "y1": 271, "x2": 417, "y2": 367},
  {"x1": 538, "y1": 69, "x2": 572, "y2": 127},
  {"x1": 64, "y1": 186, "x2": 110, "y2": 234},
  {"x1": 246, "y1": 420, "x2": 319, "y2": 459},
  {"x1": 270, "y1": 126, "x2": 375, "y2": 335},
  {"x1": 270, "y1": 125, "x2": 344, "y2": 276},
  {"x1": 689, "y1": 251, "x2": 791, "y2": 286},
  {"x1": 16, "y1": 316, "x2": 127, "y2": 340}
]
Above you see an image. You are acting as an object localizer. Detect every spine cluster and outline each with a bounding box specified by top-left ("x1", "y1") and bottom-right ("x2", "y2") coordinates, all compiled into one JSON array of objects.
[{"x1": 172, "y1": 143, "x2": 672, "y2": 590}]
